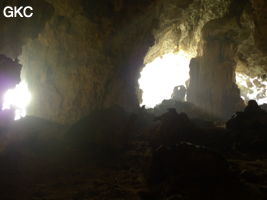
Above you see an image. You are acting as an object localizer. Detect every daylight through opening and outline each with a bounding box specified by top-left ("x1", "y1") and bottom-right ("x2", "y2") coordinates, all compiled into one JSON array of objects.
[{"x1": 138, "y1": 51, "x2": 191, "y2": 108}]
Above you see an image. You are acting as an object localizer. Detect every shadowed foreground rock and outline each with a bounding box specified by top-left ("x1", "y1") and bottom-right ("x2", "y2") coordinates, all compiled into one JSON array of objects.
[
  {"x1": 65, "y1": 106, "x2": 135, "y2": 153},
  {"x1": 227, "y1": 100, "x2": 267, "y2": 153},
  {"x1": 153, "y1": 109, "x2": 195, "y2": 146},
  {"x1": 148, "y1": 143, "x2": 230, "y2": 185},
  {"x1": 0, "y1": 108, "x2": 266, "y2": 199}
]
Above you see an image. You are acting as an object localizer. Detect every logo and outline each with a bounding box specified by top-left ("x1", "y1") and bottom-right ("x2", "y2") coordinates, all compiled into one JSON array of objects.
[{"x1": 3, "y1": 6, "x2": 33, "y2": 18}]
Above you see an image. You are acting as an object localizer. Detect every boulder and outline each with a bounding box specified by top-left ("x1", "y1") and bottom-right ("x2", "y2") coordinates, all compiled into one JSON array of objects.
[
  {"x1": 154, "y1": 109, "x2": 195, "y2": 146},
  {"x1": 65, "y1": 106, "x2": 135, "y2": 153},
  {"x1": 226, "y1": 100, "x2": 267, "y2": 152}
]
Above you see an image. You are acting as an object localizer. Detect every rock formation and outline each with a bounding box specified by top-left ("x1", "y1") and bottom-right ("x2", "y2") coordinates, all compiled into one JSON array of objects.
[
  {"x1": 0, "y1": 0, "x2": 266, "y2": 123},
  {"x1": 20, "y1": 0, "x2": 158, "y2": 123},
  {"x1": 187, "y1": 16, "x2": 246, "y2": 118}
]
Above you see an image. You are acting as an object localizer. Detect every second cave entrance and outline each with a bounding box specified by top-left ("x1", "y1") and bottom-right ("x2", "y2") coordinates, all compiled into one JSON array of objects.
[{"x1": 138, "y1": 51, "x2": 192, "y2": 108}]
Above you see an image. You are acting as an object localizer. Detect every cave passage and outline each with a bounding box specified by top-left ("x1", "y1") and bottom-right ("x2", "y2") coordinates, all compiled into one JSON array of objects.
[
  {"x1": 138, "y1": 51, "x2": 191, "y2": 108},
  {"x1": 2, "y1": 80, "x2": 32, "y2": 120},
  {"x1": 1, "y1": 0, "x2": 267, "y2": 199}
]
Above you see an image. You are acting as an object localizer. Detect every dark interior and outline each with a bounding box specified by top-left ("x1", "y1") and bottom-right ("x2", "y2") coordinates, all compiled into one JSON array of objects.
[{"x1": 0, "y1": 0, "x2": 267, "y2": 199}]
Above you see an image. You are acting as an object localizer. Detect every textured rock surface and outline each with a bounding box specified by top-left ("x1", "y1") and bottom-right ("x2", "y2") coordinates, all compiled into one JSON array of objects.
[
  {"x1": 0, "y1": 0, "x2": 267, "y2": 123},
  {"x1": 188, "y1": 13, "x2": 247, "y2": 118},
  {"x1": 20, "y1": 0, "x2": 158, "y2": 123},
  {"x1": 144, "y1": 0, "x2": 232, "y2": 62},
  {"x1": 146, "y1": 0, "x2": 266, "y2": 118},
  {"x1": 236, "y1": 0, "x2": 267, "y2": 76}
]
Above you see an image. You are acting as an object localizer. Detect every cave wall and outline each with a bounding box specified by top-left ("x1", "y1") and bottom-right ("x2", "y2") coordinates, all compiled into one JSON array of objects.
[
  {"x1": 145, "y1": 0, "x2": 267, "y2": 119},
  {"x1": 20, "y1": 0, "x2": 249, "y2": 124},
  {"x1": 144, "y1": 0, "x2": 233, "y2": 63},
  {"x1": 187, "y1": 0, "x2": 267, "y2": 118},
  {"x1": 145, "y1": 0, "x2": 246, "y2": 119},
  {"x1": 187, "y1": 26, "x2": 245, "y2": 118},
  {"x1": 20, "y1": 0, "x2": 158, "y2": 124},
  {"x1": 0, "y1": 0, "x2": 53, "y2": 58},
  {"x1": 0, "y1": 0, "x2": 267, "y2": 123}
]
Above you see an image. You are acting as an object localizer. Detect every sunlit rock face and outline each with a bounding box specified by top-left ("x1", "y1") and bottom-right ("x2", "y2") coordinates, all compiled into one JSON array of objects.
[
  {"x1": 235, "y1": 0, "x2": 267, "y2": 90},
  {"x1": 1, "y1": 0, "x2": 267, "y2": 123},
  {"x1": 251, "y1": 0, "x2": 267, "y2": 55},
  {"x1": 19, "y1": 0, "x2": 267, "y2": 122},
  {"x1": 187, "y1": 41, "x2": 244, "y2": 119},
  {"x1": 142, "y1": 0, "x2": 267, "y2": 119},
  {"x1": 144, "y1": 0, "x2": 232, "y2": 62},
  {"x1": 187, "y1": 1, "x2": 250, "y2": 119},
  {"x1": 236, "y1": 73, "x2": 267, "y2": 104},
  {"x1": 140, "y1": 0, "x2": 240, "y2": 117},
  {"x1": 0, "y1": 0, "x2": 53, "y2": 121}
]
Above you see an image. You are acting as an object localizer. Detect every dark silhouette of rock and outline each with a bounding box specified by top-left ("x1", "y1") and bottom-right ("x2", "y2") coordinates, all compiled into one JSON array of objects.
[
  {"x1": 153, "y1": 99, "x2": 218, "y2": 121},
  {"x1": 244, "y1": 100, "x2": 264, "y2": 113},
  {"x1": 154, "y1": 109, "x2": 195, "y2": 146},
  {"x1": 227, "y1": 100, "x2": 267, "y2": 131},
  {"x1": 171, "y1": 85, "x2": 186, "y2": 102},
  {"x1": 147, "y1": 108, "x2": 233, "y2": 153},
  {"x1": 261, "y1": 104, "x2": 267, "y2": 112},
  {"x1": 65, "y1": 106, "x2": 135, "y2": 153},
  {"x1": 226, "y1": 100, "x2": 267, "y2": 152}
]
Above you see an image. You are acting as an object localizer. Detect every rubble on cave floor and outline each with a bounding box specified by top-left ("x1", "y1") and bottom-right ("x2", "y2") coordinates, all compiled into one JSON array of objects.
[
  {"x1": 0, "y1": 105, "x2": 267, "y2": 199},
  {"x1": 261, "y1": 104, "x2": 267, "y2": 112},
  {"x1": 151, "y1": 99, "x2": 219, "y2": 121},
  {"x1": 226, "y1": 100, "x2": 267, "y2": 153}
]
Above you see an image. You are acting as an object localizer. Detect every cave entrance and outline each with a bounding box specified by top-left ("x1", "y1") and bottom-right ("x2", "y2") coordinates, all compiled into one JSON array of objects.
[
  {"x1": 138, "y1": 51, "x2": 191, "y2": 108},
  {"x1": 2, "y1": 80, "x2": 32, "y2": 120},
  {"x1": 235, "y1": 72, "x2": 267, "y2": 105}
]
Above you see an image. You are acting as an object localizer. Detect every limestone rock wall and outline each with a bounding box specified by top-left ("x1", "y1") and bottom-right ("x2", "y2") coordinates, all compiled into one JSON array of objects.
[
  {"x1": 144, "y1": 0, "x2": 267, "y2": 119},
  {"x1": 144, "y1": 0, "x2": 232, "y2": 63},
  {"x1": 236, "y1": 0, "x2": 267, "y2": 76},
  {"x1": 145, "y1": 0, "x2": 246, "y2": 118},
  {"x1": 186, "y1": 0, "x2": 267, "y2": 118},
  {"x1": 0, "y1": 0, "x2": 267, "y2": 123},
  {"x1": 20, "y1": 0, "x2": 158, "y2": 124},
  {"x1": 187, "y1": 39, "x2": 244, "y2": 119}
]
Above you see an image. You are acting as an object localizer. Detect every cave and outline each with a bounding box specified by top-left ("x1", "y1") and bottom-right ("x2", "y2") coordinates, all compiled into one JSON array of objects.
[{"x1": 0, "y1": 0, "x2": 267, "y2": 199}]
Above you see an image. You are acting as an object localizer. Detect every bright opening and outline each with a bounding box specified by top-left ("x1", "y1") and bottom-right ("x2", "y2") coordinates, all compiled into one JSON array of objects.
[
  {"x1": 236, "y1": 72, "x2": 267, "y2": 105},
  {"x1": 138, "y1": 51, "x2": 191, "y2": 108},
  {"x1": 2, "y1": 81, "x2": 32, "y2": 120}
]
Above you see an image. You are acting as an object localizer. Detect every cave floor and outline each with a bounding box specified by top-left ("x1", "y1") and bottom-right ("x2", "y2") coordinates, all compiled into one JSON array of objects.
[{"x1": 0, "y1": 117, "x2": 267, "y2": 200}]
